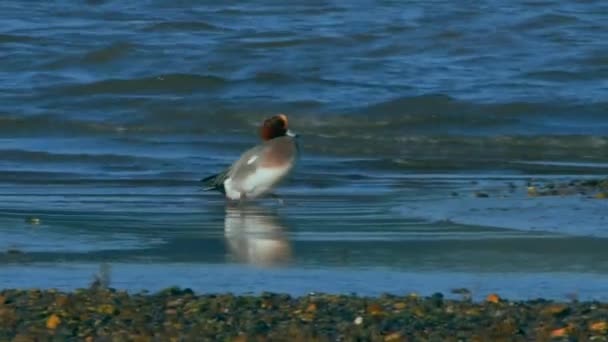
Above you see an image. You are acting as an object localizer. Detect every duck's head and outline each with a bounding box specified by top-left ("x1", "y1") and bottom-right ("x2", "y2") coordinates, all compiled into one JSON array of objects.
[{"x1": 260, "y1": 114, "x2": 297, "y2": 141}]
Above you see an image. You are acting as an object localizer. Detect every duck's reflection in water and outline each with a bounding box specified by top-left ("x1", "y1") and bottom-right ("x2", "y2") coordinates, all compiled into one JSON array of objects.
[{"x1": 224, "y1": 205, "x2": 292, "y2": 267}]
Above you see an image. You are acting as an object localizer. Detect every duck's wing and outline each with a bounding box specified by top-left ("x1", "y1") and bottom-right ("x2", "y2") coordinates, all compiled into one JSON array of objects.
[
  {"x1": 228, "y1": 144, "x2": 268, "y2": 182},
  {"x1": 200, "y1": 144, "x2": 266, "y2": 193},
  {"x1": 201, "y1": 168, "x2": 230, "y2": 193}
]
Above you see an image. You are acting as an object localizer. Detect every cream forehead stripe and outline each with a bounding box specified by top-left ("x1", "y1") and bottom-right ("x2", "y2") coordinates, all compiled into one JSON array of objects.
[{"x1": 278, "y1": 114, "x2": 288, "y2": 127}]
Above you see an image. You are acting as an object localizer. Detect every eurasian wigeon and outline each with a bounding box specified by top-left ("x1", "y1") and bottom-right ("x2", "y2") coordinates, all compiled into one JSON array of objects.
[{"x1": 201, "y1": 114, "x2": 298, "y2": 201}]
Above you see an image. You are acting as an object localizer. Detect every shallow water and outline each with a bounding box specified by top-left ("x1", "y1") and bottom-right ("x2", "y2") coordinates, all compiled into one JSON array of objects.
[{"x1": 1, "y1": 1, "x2": 607, "y2": 299}]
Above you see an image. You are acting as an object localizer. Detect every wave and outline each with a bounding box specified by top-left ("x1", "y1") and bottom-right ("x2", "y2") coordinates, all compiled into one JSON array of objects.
[
  {"x1": 0, "y1": 169, "x2": 198, "y2": 185},
  {"x1": 362, "y1": 93, "x2": 587, "y2": 117},
  {"x1": 44, "y1": 42, "x2": 137, "y2": 69},
  {"x1": 2, "y1": 93, "x2": 607, "y2": 138},
  {"x1": 513, "y1": 13, "x2": 581, "y2": 31},
  {"x1": 81, "y1": 42, "x2": 135, "y2": 65},
  {"x1": 0, "y1": 114, "x2": 130, "y2": 135},
  {"x1": 0, "y1": 149, "x2": 160, "y2": 165},
  {"x1": 0, "y1": 33, "x2": 36, "y2": 43},
  {"x1": 54, "y1": 73, "x2": 228, "y2": 96},
  {"x1": 357, "y1": 94, "x2": 608, "y2": 131},
  {"x1": 239, "y1": 36, "x2": 341, "y2": 49},
  {"x1": 302, "y1": 135, "x2": 608, "y2": 164},
  {"x1": 142, "y1": 21, "x2": 223, "y2": 32},
  {"x1": 523, "y1": 69, "x2": 606, "y2": 81}
]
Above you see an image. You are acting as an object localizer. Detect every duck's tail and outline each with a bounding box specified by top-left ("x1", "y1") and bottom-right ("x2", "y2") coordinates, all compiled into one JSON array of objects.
[{"x1": 200, "y1": 169, "x2": 229, "y2": 194}]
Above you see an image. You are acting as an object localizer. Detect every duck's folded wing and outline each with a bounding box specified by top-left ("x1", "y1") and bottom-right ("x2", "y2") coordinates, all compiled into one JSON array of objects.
[
  {"x1": 201, "y1": 168, "x2": 230, "y2": 193},
  {"x1": 228, "y1": 145, "x2": 267, "y2": 182}
]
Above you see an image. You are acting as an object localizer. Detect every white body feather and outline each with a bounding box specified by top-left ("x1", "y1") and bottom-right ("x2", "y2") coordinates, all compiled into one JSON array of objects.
[{"x1": 224, "y1": 164, "x2": 292, "y2": 200}]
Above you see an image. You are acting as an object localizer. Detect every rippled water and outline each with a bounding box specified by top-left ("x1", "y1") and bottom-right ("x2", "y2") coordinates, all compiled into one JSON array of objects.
[{"x1": 1, "y1": 1, "x2": 607, "y2": 299}]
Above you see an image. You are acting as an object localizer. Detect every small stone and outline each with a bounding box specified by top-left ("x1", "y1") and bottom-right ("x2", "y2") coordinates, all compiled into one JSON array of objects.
[
  {"x1": 367, "y1": 303, "x2": 384, "y2": 316},
  {"x1": 590, "y1": 321, "x2": 608, "y2": 333},
  {"x1": 305, "y1": 303, "x2": 317, "y2": 312},
  {"x1": 542, "y1": 304, "x2": 569, "y2": 316},
  {"x1": 97, "y1": 304, "x2": 115, "y2": 315},
  {"x1": 412, "y1": 307, "x2": 427, "y2": 318},
  {"x1": 550, "y1": 327, "x2": 569, "y2": 338},
  {"x1": 451, "y1": 288, "x2": 470, "y2": 294},
  {"x1": 166, "y1": 299, "x2": 183, "y2": 308},
  {"x1": 55, "y1": 295, "x2": 69, "y2": 307},
  {"x1": 594, "y1": 192, "x2": 608, "y2": 199},
  {"x1": 131, "y1": 335, "x2": 151, "y2": 342},
  {"x1": 486, "y1": 293, "x2": 501, "y2": 303},
  {"x1": 430, "y1": 292, "x2": 444, "y2": 306},
  {"x1": 465, "y1": 308, "x2": 480, "y2": 316},
  {"x1": 46, "y1": 314, "x2": 61, "y2": 329},
  {"x1": 299, "y1": 312, "x2": 314, "y2": 322},
  {"x1": 13, "y1": 335, "x2": 36, "y2": 342},
  {"x1": 354, "y1": 316, "x2": 363, "y2": 325},
  {"x1": 393, "y1": 302, "x2": 406, "y2": 310},
  {"x1": 260, "y1": 299, "x2": 272, "y2": 309},
  {"x1": 384, "y1": 332, "x2": 402, "y2": 341},
  {"x1": 582, "y1": 179, "x2": 600, "y2": 187}
]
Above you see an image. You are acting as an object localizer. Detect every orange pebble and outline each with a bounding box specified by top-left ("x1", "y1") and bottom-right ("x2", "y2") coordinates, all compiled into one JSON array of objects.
[
  {"x1": 306, "y1": 303, "x2": 317, "y2": 312},
  {"x1": 486, "y1": 293, "x2": 501, "y2": 303},
  {"x1": 550, "y1": 327, "x2": 568, "y2": 338},
  {"x1": 367, "y1": 303, "x2": 384, "y2": 316},
  {"x1": 590, "y1": 321, "x2": 608, "y2": 332},
  {"x1": 46, "y1": 314, "x2": 61, "y2": 329}
]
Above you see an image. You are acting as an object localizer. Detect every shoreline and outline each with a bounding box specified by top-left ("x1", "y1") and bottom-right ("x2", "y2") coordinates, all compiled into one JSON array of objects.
[
  {"x1": 2, "y1": 263, "x2": 608, "y2": 303},
  {"x1": 1, "y1": 288, "x2": 607, "y2": 341}
]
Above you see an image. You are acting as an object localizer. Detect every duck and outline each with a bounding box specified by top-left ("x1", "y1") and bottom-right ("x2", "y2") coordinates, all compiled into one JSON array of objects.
[{"x1": 201, "y1": 114, "x2": 298, "y2": 201}]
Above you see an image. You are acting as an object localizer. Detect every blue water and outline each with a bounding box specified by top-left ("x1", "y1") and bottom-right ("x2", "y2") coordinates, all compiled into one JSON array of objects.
[{"x1": 1, "y1": 1, "x2": 607, "y2": 299}]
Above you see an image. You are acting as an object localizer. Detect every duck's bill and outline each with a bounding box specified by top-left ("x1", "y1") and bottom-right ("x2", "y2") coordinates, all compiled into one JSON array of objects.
[{"x1": 286, "y1": 129, "x2": 298, "y2": 137}]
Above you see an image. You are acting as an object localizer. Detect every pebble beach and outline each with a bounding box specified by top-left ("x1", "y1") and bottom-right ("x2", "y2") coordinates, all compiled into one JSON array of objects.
[{"x1": 2, "y1": 287, "x2": 608, "y2": 341}]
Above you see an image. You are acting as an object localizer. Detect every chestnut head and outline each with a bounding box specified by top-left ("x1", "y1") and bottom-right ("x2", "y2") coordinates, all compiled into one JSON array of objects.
[{"x1": 260, "y1": 114, "x2": 297, "y2": 141}]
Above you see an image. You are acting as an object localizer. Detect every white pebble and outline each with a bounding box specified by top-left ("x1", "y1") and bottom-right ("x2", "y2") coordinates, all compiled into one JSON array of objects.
[{"x1": 354, "y1": 316, "x2": 363, "y2": 325}]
